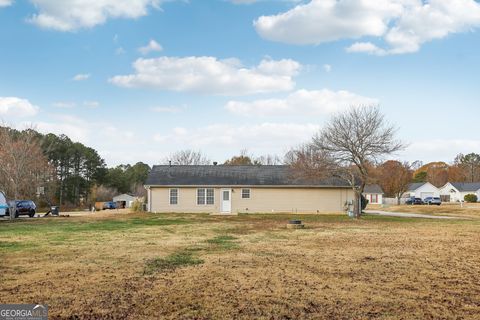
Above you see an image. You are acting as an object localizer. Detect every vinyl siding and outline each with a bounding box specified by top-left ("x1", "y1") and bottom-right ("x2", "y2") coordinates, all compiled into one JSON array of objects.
[{"x1": 149, "y1": 187, "x2": 354, "y2": 213}]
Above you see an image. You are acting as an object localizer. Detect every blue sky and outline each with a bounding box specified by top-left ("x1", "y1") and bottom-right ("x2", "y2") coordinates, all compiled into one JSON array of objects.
[{"x1": 1, "y1": 0, "x2": 480, "y2": 166}]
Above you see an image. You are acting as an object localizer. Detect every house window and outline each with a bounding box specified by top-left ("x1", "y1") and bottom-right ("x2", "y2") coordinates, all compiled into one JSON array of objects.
[
  {"x1": 242, "y1": 189, "x2": 250, "y2": 199},
  {"x1": 169, "y1": 189, "x2": 178, "y2": 205},
  {"x1": 197, "y1": 188, "x2": 214, "y2": 205},
  {"x1": 206, "y1": 188, "x2": 214, "y2": 205}
]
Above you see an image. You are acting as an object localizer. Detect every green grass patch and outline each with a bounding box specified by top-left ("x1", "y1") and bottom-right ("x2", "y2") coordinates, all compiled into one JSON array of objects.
[
  {"x1": 0, "y1": 216, "x2": 191, "y2": 237},
  {"x1": 206, "y1": 235, "x2": 238, "y2": 250},
  {"x1": 144, "y1": 251, "x2": 204, "y2": 275},
  {"x1": 0, "y1": 241, "x2": 37, "y2": 252}
]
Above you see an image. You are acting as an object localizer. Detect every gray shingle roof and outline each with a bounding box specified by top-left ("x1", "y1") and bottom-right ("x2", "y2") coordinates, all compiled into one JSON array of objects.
[
  {"x1": 407, "y1": 182, "x2": 427, "y2": 191},
  {"x1": 450, "y1": 182, "x2": 480, "y2": 192},
  {"x1": 145, "y1": 165, "x2": 351, "y2": 187},
  {"x1": 364, "y1": 184, "x2": 384, "y2": 194}
]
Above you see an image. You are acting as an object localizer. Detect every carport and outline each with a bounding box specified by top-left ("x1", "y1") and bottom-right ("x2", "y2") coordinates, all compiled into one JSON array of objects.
[{"x1": 112, "y1": 194, "x2": 137, "y2": 208}]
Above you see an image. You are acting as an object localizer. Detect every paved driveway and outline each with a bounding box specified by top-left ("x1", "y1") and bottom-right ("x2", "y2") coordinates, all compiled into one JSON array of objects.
[{"x1": 365, "y1": 210, "x2": 461, "y2": 220}]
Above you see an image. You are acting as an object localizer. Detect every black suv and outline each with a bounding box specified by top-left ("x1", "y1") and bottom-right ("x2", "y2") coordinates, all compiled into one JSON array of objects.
[
  {"x1": 406, "y1": 197, "x2": 423, "y2": 205},
  {"x1": 6, "y1": 200, "x2": 37, "y2": 218}
]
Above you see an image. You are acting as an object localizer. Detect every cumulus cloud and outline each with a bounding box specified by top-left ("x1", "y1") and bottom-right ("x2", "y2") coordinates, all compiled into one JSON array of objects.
[
  {"x1": 53, "y1": 101, "x2": 76, "y2": 108},
  {"x1": 0, "y1": 97, "x2": 39, "y2": 117},
  {"x1": 138, "y1": 39, "x2": 163, "y2": 55},
  {"x1": 0, "y1": 0, "x2": 12, "y2": 7},
  {"x1": 110, "y1": 56, "x2": 301, "y2": 95},
  {"x1": 254, "y1": 0, "x2": 480, "y2": 55},
  {"x1": 83, "y1": 101, "x2": 99, "y2": 108},
  {"x1": 225, "y1": 89, "x2": 378, "y2": 116},
  {"x1": 151, "y1": 106, "x2": 184, "y2": 113},
  {"x1": 153, "y1": 122, "x2": 319, "y2": 151},
  {"x1": 28, "y1": 0, "x2": 162, "y2": 31},
  {"x1": 32, "y1": 114, "x2": 137, "y2": 165},
  {"x1": 402, "y1": 139, "x2": 480, "y2": 163},
  {"x1": 72, "y1": 73, "x2": 90, "y2": 81},
  {"x1": 230, "y1": 0, "x2": 259, "y2": 4}
]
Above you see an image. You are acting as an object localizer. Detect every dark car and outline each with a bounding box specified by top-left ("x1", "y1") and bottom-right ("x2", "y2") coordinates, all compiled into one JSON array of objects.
[
  {"x1": 423, "y1": 197, "x2": 442, "y2": 206},
  {"x1": 6, "y1": 200, "x2": 37, "y2": 218},
  {"x1": 103, "y1": 201, "x2": 116, "y2": 210},
  {"x1": 406, "y1": 197, "x2": 423, "y2": 205}
]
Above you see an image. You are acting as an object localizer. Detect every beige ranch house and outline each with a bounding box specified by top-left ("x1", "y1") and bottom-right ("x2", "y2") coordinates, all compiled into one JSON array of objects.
[{"x1": 145, "y1": 165, "x2": 354, "y2": 214}]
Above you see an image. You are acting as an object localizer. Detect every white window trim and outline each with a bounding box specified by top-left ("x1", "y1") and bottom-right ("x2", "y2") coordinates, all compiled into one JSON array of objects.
[
  {"x1": 241, "y1": 188, "x2": 251, "y2": 199},
  {"x1": 197, "y1": 188, "x2": 215, "y2": 205},
  {"x1": 169, "y1": 188, "x2": 178, "y2": 205}
]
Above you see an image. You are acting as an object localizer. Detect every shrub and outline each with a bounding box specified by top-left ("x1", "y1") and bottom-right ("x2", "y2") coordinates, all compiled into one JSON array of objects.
[
  {"x1": 464, "y1": 194, "x2": 478, "y2": 203},
  {"x1": 131, "y1": 200, "x2": 144, "y2": 212}
]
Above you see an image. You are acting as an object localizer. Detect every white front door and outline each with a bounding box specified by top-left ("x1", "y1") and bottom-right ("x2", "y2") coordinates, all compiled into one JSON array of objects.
[{"x1": 221, "y1": 189, "x2": 232, "y2": 213}]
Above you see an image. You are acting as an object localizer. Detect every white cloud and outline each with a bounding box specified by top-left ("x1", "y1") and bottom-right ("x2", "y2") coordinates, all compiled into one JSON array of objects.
[
  {"x1": 116, "y1": 47, "x2": 126, "y2": 55},
  {"x1": 0, "y1": 97, "x2": 39, "y2": 117},
  {"x1": 323, "y1": 64, "x2": 332, "y2": 72},
  {"x1": 230, "y1": 0, "x2": 259, "y2": 4},
  {"x1": 72, "y1": 73, "x2": 90, "y2": 81},
  {"x1": 83, "y1": 101, "x2": 99, "y2": 108},
  {"x1": 153, "y1": 122, "x2": 319, "y2": 152},
  {"x1": 53, "y1": 101, "x2": 76, "y2": 108},
  {"x1": 346, "y1": 42, "x2": 387, "y2": 56},
  {"x1": 0, "y1": 0, "x2": 12, "y2": 7},
  {"x1": 138, "y1": 39, "x2": 163, "y2": 55},
  {"x1": 28, "y1": 0, "x2": 162, "y2": 31},
  {"x1": 34, "y1": 115, "x2": 90, "y2": 143},
  {"x1": 31, "y1": 114, "x2": 139, "y2": 165},
  {"x1": 151, "y1": 106, "x2": 184, "y2": 113},
  {"x1": 254, "y1": 0, "x2": 480, "y2": 55},
  {"x1": 225, "y1": 89, "x2": 378, "y2": 116},
  {"x1": 402, "y1": 139, "x2": 480, "y2": 163},
  {"x1": 110, "y1": 56, "x2": 301, "y2": 95}
]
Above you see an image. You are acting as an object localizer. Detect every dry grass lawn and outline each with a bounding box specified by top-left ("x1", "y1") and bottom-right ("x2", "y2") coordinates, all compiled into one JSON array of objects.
[
  {"x1": 371, "y1": 202, "x2": 480, "y2": 218},
  {"x1": 1, "y1": 211, "x2": 480, "y2": 319}
]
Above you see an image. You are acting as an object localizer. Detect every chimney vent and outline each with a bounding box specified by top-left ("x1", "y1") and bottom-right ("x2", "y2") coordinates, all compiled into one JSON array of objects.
[
  {"x1": 169, "y1": 160, "x2": 172, "y2": 167},
  {"x1": 213, "y1": 162, "x2": 218, "y2": 166}
]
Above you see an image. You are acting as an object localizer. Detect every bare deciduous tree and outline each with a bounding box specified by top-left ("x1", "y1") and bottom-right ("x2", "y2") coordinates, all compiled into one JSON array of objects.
[
  {"x1": 254, "y1": 154, "x2": 282, "y2": 165},
  {"x1": 290, "y1": 106, "x2": 404, "y2": 217},
  {"x1": 92, "y1": 185, "x2": 118, "y2": 202},
  {"x1": 0, "y1": 126, "x2": 53, "y2": 219},
  {"x1": 163, "y1": 150, "x2": 211, "y2": 165}
]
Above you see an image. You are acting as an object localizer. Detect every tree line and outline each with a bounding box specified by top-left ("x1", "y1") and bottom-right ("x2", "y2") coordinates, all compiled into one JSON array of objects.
[
  {"x1": 0, "y1": 126, "x2": 150, "y2": 208},
  {"x1": 2, "y1": 107, "x2": 479, "y2": 216}
]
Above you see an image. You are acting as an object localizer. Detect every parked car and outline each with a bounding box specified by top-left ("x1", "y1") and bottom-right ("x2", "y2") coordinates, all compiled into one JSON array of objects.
[
  {"x1": 406, "y1": 197, "x2": 423, "y2": 205},
  {"x1": 5, "y1": 200, "x2": 37, "y2": 218},
  {"x1": 423, "y1": 197, "x2": 442, "y2": 206},
  {"x1": 102, "y1": 201, "x2": 117, "y2": 210}
]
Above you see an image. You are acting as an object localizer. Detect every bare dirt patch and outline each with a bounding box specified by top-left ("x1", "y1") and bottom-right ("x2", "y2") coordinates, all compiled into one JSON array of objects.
[{"x1": 1, "y1": 212, "x2": 479, "y2": 319}]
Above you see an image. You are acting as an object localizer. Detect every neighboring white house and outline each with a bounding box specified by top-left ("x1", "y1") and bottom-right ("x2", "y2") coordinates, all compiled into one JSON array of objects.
[
  {"x1": 363, "y1": 184, "x2": 384, "y2": 204},
  {"x1": 113, "y1": 194, "x2": 138, "y2": 208},
  {"x1": 404, "y1": 182, "x2": 440, "y2": 199},
  {"x1": 440, "y1": 182, "x2": 480, "y2": 202}
]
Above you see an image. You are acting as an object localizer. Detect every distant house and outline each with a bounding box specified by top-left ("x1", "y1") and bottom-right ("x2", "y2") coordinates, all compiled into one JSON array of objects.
[
  {"x1": 144, "y1": 165, "x2": 354, "y2": 214},
  {"x1": 113, "y1": 193, "x2": 138, "y2": 208},
  {"x1": 404, "y1": 182, "x2": 440, "y2": 199},
  {"x1": 440, "y1": 182, "x2": 480, "y2": 202},
  {"x1": 363, "y1": 184, "x2": 384, "y2": 204}
]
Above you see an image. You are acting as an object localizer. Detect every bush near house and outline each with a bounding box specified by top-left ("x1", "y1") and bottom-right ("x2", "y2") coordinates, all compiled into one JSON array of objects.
[{"x1": 464, "y1": 194, "x2": 478, "y2": 203}]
